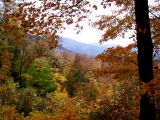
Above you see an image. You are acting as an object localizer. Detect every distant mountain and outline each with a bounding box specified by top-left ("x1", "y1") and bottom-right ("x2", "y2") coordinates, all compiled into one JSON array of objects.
[{"x1": 57, "y1": 37, "x2": 114, "y2": 56}]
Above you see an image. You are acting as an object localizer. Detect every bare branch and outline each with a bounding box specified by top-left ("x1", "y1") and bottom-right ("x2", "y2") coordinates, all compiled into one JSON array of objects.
[{"x1": 149, "y1": 10, "x2": 160, "y2": 19}]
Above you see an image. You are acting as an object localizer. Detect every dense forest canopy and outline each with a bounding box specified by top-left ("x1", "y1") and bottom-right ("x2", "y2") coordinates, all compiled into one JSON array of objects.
[{"x1": 0, "y1": 0, "x2": 160, "y2": 120}]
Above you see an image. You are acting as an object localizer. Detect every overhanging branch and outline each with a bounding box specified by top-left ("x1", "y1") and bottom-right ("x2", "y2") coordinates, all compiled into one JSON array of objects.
[{"x1": 149, "y1": 10, "x2": 160, "y2": 19}]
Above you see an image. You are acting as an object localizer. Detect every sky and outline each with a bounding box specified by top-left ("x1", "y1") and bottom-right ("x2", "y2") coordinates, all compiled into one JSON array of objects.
[
  {"x1": 58, "y1": 1, "x2": 134, "y2": 47},
  {"x1": 59, "y1": 0, "x2": 155, "y2": 46},
  {"x1": 59, "y1": 24, "x2": 134, "y2": 46}
]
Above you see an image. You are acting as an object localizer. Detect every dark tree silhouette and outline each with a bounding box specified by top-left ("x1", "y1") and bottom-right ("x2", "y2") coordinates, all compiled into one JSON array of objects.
[{"x1": 134, "y1": 0, "x2": 155, "y2": 119}]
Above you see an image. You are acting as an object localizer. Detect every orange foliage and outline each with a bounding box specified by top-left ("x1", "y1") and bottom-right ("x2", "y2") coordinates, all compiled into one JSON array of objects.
[
  {"x1": 95, "y1": 44, "x2": 137, "y2": 76},
  {"x1": 0, "y1": 106, "x2": 23, "y2": 120}
]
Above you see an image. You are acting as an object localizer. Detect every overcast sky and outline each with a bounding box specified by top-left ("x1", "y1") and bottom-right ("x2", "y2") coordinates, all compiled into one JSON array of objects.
[
  {"x1": 58, "y1": 1, "x2": 133, "y2": 46},
  {"x1": 59, "y1": 0, "x2": 155, "y2": 46}
]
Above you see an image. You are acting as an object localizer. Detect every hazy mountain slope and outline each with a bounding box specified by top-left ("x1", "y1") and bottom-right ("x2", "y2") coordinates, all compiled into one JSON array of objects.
[{"x1": 58, "y1": 37, "x2": 114, "y2": 56}]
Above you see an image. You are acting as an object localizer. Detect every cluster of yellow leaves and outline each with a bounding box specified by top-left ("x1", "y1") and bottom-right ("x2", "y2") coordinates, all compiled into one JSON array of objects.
[
  {"x1": 53, "y1": 71, "x2": 66, "y2": 83},
  {"x1": 25, "y1": 111, "x2": 54, "y2": 120},
  {"x1": 0, "y1": 106, "x2": 23, "y2": 120},
  {"x1": 50, "y1": 68, "x2": 68, "y2": 100},
  {"x1": 34, "y1": 57, "x2": 47, "y2": 72},
  {"x1": 9, "y1": 17, "x2": 22, "y2": 28}
]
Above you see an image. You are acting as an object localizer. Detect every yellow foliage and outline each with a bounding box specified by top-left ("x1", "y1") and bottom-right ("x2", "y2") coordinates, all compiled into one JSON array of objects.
[
  {"x1": 54, "y1": 72, "x2": 66, "y2": 83},
  {"x1": 9, "y1": 17, "x2": 22, "y2": 28},
  {"x1": 52, "y1": 90, "x2": 68, "y2": 100},
  {"x1": 25, "y1": 111, "x2": 54, "y2": 120},
  {"x1": 0, "y1": 106, "x2": 23, "y2": 120}
]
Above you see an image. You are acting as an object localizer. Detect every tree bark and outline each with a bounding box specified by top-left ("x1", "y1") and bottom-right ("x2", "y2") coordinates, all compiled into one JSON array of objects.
[{"x1": 134, "y1": 0, "x2": 155, "y2": 120}]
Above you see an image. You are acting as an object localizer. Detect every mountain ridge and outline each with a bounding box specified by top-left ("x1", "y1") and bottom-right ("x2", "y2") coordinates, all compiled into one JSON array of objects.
[{"x1": 58, "y1": 37, "x2": 114, "y2": 56}]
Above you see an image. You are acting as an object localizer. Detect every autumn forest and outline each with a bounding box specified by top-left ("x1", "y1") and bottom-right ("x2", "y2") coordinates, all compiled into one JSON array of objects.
[{"x1": 0, "y1": 0, "x2": 160, "y2": 120}]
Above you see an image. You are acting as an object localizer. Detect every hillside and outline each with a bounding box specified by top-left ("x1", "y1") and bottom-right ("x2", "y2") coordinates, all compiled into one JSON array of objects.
[{"x1": 58, "y1": 37, "x2": 114, "y2": 56}]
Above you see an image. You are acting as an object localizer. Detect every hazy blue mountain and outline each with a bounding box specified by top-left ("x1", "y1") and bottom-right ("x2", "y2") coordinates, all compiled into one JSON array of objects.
[{"x1": 58, "y1": 37, "x2": 115, "y2": 56}]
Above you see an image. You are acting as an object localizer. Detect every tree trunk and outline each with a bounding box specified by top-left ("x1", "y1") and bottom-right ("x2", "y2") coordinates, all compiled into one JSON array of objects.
[{"x1": 134, "y1": 0, "x2": 155, "y2": 120}]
